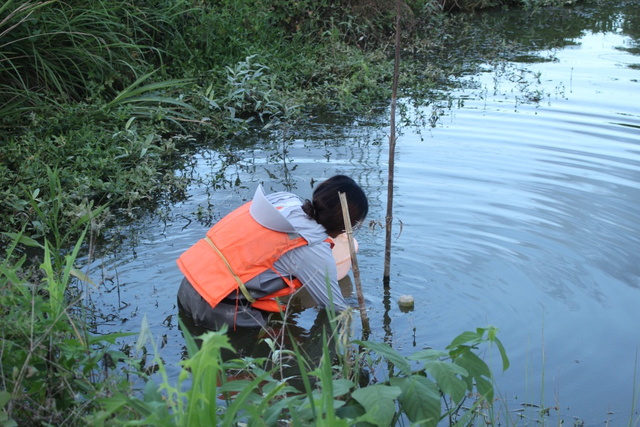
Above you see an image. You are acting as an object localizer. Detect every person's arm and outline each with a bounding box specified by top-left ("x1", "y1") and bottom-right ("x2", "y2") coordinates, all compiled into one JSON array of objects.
[{"x1": 275, "y1": 244, "x2": 349, "y2": 311}]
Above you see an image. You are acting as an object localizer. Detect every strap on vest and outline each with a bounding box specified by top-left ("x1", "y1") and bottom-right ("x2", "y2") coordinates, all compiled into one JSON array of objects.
[{"x1": 204, "y1": 236, "x2": 256, "y2": 303}]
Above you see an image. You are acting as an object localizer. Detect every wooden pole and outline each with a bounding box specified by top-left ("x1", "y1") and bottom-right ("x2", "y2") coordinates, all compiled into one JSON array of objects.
[
  {"x1": 339, "y1": 192, "x2": 370, "y2": 334},
  {"x1": 383, "y1": 0, "x2": 401, "y2": 286}
]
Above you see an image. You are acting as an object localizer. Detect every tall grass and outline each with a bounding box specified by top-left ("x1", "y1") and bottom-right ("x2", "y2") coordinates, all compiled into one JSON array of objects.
[
  {"x1": 1, "y1": 1, "x2": 143, "y2": 104},
  {"x1": 0, "y1": 171, "x2": 135, "y2": 425},
  {"x1": 629, "y1": 350, "x2": 640, "y2": 427},
  {"x1": 0, "y1": 0, "x2": 213, "y2": 131}
]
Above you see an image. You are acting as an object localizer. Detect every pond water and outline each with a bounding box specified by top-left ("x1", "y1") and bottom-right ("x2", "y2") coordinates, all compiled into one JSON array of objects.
[{"x1": 89, "y1": 2, "x2": 640, "y2": 425}]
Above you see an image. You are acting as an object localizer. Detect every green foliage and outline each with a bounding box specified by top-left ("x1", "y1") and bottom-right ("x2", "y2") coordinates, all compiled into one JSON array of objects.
[
  {"x1": 103, "y1": 70, "x2": 200, "y2": 126},
  {"x1": 88, "y1": 320, "x2": 305, "y2": 426},
  {"x1": 0, "y1": 229, "x2": 138, "y2": 426},
  {"x1": 349, "y1": 326, "x2": 509, "y2": 426},
  {"x1": 93, "y1": 316, "x2": 508, "y2": 426},
  {"x1": 3, "y1": 167, "x2": 106, "y2": 273},
  {"x1": 1, "y1": 0, "x2": 148, "y2": 106},
  {"x1": 434, "y1": 0, "x2": 581, "y2": 11},
  {"x1": 517, "y1": 0, "x2": 580, "y2": 8},
  {"x1": 352, "y1": 384, "x2": 402, "y2": 426},
  {"x1": 0, "y1": 123, "x2": 182, "y2": 234},
  {"x1": 6, "y1": 0, "x2": 583, "y2": 238}
]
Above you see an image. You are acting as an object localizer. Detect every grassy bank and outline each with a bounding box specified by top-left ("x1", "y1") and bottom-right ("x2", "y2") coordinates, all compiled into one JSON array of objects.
[{"x1": 0, "y1": 0, "x2": 585, "y2": 242}]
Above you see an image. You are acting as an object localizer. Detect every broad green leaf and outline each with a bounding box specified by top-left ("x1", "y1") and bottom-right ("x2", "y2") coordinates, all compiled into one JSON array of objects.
[
  {"x1": 0, "y1": 414, "x2": 18, "y2": 427},
  {"x1": 423, "y1": 361, "x2": 468, "y2": 404},
  {"x1": 121, "y1": 395, "x2": 155, "y2": 418},
  {"x1": 493, "y1": 336, "x2": 510, "y2": 371},
  {"x1": 486, "y1": 326, "x2": 496, "y2": 341},
  {"x1": 408, "y1": 348, "x2": 448, "y2": 362},
  {"x1": 315, "y1": 418, "x2": 350, "y2": 427},
  {"x1": 136, "y1": 314, "x2": 150, "y2": 354},
  {"x1": 218, "y1": 379, "x2": 254, "y2": 393},
  {"x1": 221, "y1": 371, "x2": 272, "y2": 427},
  {"x1": 328, "y1": 378, "x2": 354, "y2": 398},
  {"x1": 69, "y1": 268, "x2": 96, "y2": 287},
  {"x1": 475, "y1": 376, "x2": 494, "y2": 402},
  {"x1": 143, "y1": 380, "x2": 163, "y2": 404},
  {"x1": 352, "y1": 413, "x2": 379, "y2": 427},
  {"x1": 141, "y1": 400, "x2": 173, "y2": 425},
  {"x1": 263, "y1": 398, "x2": 291, "y2": 426},
  {"x1": 354, "y1": 340, "x2": 412, "y2": 376},
  {"x1": 391, "y1": 376, "x2": 440, "y2": 427},
  {"x1": 1, "y1": 232, "x2": 43, "y2": 249},
  {"x1": 351, "y1": 384, "x2": 401, "y2": 427},
  {"x1": 293, "y1": 391, "x2": 323, "y2": 421},
  {"x1": 258, "y1": 382, "x2": 297, "y2": 420},
  {"x1": 260, "y1": 380, "x2": 288, "y2": 396},
  {"x1": 447, "y1": 331, "x2": 483, "y2": 350},
  {"x1": 95, "y1": 393, "x2": 130, "y2": 418},
  {"x1": 335, "y1": 402, "x2": 366, "y2": 420},
  {"x1": 458, "y1": 364, "x2": 474, "y2": 391},
  {"x1": 88, "y1": 331, "x2": 136, "y2": 345},
  {"x1": 0, "y1": 391, "x2": 11, "y2": 409},
  {"x1": 454, "y1": 351, "x2": 491, "y2": 378}
]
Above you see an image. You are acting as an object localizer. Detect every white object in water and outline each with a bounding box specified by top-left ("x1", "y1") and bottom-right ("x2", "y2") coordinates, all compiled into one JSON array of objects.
[
  {"x1": 331, "y1": 233, "x2": 358, "y2": 280},
  {"x1": 398, "y1": 295, "x2": 415, "y2": 307}
]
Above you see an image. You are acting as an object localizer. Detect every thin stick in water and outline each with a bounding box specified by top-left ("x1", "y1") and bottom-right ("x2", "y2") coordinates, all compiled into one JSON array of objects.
[
  {"x1": 383, "y1": 0, "x2": 402, "y2": 286},
  {"x1": 339, "y1": 192, "x2": 370, "y2": 335}
]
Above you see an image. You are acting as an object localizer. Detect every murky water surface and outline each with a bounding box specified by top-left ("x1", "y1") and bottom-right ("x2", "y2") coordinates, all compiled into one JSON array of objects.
[{"x1": 90, "y1": 2, "x2": 640, "y2": 425}]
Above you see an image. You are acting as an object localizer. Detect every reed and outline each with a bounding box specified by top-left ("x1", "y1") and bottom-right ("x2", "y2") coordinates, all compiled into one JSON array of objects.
[
  {"x1": 1, "y1": 0, "x2": 148, "y2": 105},
  {"x1": 0, "y1": 212, "x2": 134, "y2": 425},
  {"x1": 628, "y1": 350, "x2": 640, "y2": 427}
]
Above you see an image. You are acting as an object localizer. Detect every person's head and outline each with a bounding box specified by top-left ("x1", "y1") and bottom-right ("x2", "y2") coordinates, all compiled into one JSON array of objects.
[{"x1": 302, "y1": 175, "x2": 368, "y2": 237}]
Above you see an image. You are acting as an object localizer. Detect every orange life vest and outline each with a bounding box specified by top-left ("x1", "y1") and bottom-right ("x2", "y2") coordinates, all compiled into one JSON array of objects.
[{"x1": 176, "y1": 201, "x2": 309, "y2": 313}]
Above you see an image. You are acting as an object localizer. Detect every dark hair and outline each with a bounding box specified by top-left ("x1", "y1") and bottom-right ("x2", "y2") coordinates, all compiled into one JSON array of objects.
[{"x1": 302, "y1": 175, "x2": 368, "y2": 236}]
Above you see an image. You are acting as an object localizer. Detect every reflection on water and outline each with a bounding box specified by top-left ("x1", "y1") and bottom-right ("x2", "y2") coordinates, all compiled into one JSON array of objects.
[{"x1": 88, "y1": 2, "x2": 640, "y2": 426}]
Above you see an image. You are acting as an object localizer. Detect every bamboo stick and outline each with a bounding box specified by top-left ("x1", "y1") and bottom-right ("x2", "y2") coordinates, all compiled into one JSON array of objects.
[
  {"x1": 339, "y1": 192, "x2": 370, "y2": 334},
  {"x1": 383, "y1": 0, "x2": 402, "y2": 285}
]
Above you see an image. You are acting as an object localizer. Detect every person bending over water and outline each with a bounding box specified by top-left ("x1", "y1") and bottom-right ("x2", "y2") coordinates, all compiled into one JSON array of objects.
[{"x1": 176, "y1": 175, "x2": 368, "y2": 329}]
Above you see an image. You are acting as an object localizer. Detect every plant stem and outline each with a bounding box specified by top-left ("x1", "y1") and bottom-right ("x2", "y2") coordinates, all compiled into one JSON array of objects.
[{"x1": 383, "y1": 0, "x2": 401, "y2": 286}]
